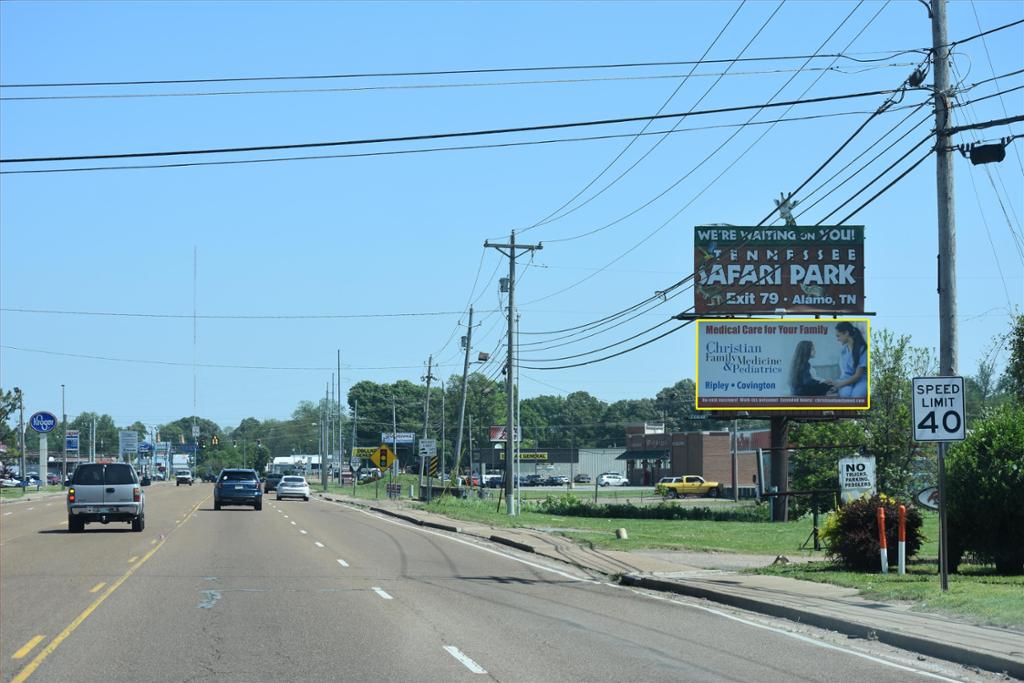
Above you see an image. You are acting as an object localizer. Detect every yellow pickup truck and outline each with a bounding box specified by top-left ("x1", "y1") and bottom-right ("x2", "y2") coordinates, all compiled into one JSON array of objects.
[{"x1": 655, "y1": 475, "x2": 721, "y2": 499}]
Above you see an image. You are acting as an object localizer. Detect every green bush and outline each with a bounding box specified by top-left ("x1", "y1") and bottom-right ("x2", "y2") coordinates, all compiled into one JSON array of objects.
[
  {"x1": 947, "y1": 403, "x2": 1024, "y2": 574},
  {"x1": 822, "y1": 494, "x2": 923, "y2": 571},
  {"x1": 537, "y1": 495, "x2": 769, "y2": 522}
]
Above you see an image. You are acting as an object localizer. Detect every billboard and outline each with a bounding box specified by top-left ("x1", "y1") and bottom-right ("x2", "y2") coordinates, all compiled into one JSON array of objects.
[
  {"x1": 696, "y1": 319, "x2": 870, "y2": 410},
  {"x1": 694, "y1": 225, "x2": 864, "y2": 314},
  {"x1": 380, "y1": 432, "x2": 416, "y2": 445},
  {"x1": 489, "y1": 425, "x2": 522, "y2": 442}
]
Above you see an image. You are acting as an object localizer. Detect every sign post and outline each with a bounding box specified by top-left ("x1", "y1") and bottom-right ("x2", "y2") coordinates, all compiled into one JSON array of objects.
[
  {"x1": 912, "y1": 376, "x2": 966, "y2": 592},
  {"x1": 30, "y1": 411, "x2": 57, "y2": 487}
]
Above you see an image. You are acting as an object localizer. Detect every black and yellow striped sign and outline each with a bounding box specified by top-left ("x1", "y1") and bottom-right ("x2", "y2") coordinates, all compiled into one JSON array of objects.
[{"x1": 428, "y1": 456, "x2": 439, "y2": 476}]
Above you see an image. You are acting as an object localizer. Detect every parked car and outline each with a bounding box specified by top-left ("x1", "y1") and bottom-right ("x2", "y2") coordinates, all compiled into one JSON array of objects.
[
  {"x1": 47, "y1": 473, "x2": 61, "y2": 485},
  {"x1": 1, "y1": 477, "x2": 21, "y2": 488},
  {"x1": 264, "y1": 472, "x2": 284, "y2": 492},
  {"x1": 656, "y1": 475, "x2": 721, "y2": 499},
  {"x1": 523, "y1": 474, "x2": 545, "y2": 487},
  {"x1": 276, "y1": 475, "x2": 310, "y2": 501},
  {"x1": 358, "y1": 468, "x2": 382, "y2": 482},
  {"x1": 597, "y1": 472, "x2": 629, "y2": 487},
  {"x1": 214, "y1": 469, "x2": 263, "y2": 510},
  {"x1": 573, "y1": 473, "x2": 592, "y2": 484},
  {"x1": 545, "y1": 475, "x2": 569, "y2": 486},
  {"x1": 66, "y1": 463, "x2": 146, "y2": 532}
]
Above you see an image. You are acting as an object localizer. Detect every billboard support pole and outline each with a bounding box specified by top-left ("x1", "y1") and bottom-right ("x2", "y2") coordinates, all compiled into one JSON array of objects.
[{"x1": 770, "y1": 417, "x2": 790, "y2": 522}]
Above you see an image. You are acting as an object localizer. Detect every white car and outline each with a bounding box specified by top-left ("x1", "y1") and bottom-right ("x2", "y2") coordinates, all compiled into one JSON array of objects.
[
  {"x1": 597, "y1": 472, "x2": 629, "y2": 487},
  {"x1": 276, "y1": 476, "x2": 310, "y2": 501}
]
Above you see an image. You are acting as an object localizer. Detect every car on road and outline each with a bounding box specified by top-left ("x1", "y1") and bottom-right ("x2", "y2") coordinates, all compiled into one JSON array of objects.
[
  {"x1": 573, "y1": 473, "x2": 592, "y2": 484},
  {"x1": 264, "y1": 472, "x2": 284, "y2": 492},
  {"x1": 175, "y1": 469, "x2": 194, "y2": 486},
  {"x1": 597, "y1": 472, "x2": 629, "y2": 487},
  {"x1": 276, "y1": 475, "x2": 310, "y2": 501},
  {"x1": 214, "y1": 469, "x2": 263, "y2": 510},
  {"x1": 67, "y1": 463, "x2": 146, "y2": 532},
  {"x1": 47, "y1": 472, "x2": 62, "y2": 485}
]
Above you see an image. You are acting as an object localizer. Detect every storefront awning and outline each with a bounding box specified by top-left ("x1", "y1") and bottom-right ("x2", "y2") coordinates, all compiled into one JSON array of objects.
[{"x1": 616, "y1": 449, "x2": 669, "y2": 461}]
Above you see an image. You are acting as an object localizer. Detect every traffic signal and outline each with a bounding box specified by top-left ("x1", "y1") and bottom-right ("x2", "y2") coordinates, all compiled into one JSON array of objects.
[
  {"x1": 198, "y1": 438, "x2": 206, "y2": 449},
  {"x1": 179, "y1": 434, "x2": 185, "y2": 444},
  {"x1": 256, "y1": 439, "x2": 262, "y2": 447},
  {"x1": 212, "y1": 435, "x2": 219, "y2": 446}
]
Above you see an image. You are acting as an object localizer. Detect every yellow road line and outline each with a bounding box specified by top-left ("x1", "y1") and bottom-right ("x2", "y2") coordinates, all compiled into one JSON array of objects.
[
  {"x1": 11, "y1": 497, "x2": 208, "y2": 683},
  {"x1": 127, "y1": 556, "x2": 138, "y2": 564},
  {"x1": 11, "y1": 636, "x2": 44, "y2": 660},
  {"x1": 88, "y1": 583, "x2": 106, "y2": 594}
]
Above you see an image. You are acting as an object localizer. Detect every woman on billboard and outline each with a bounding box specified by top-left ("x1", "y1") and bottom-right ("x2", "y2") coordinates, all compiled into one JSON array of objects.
[
  {"x1": 788, "y1": 341, "x2": 832, "y2": 396},
  {"x1": 828, "y1": 321, "x2": 868, "y2": 398}
]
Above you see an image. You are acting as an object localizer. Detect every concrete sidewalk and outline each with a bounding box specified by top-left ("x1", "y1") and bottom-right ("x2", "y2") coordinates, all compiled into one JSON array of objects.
[{"x1": 319, "y1": 490, "x2": 1024, "y2": 679}]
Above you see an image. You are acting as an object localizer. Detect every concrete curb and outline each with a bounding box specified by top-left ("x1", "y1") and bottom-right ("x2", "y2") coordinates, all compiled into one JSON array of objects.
[
  {"x1": 367, "y1": 505, "x2": 461, "y2": 533},
  {"x1": 489, "y1": 535, "x2": 536, "y2": 553},
  {"x1": 621, "y1": 575, "x2": 1022, "y2": 679}
]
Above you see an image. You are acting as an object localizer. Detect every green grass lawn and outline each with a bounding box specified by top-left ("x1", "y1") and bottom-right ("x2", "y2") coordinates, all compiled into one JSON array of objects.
[
  {"x1": 325, "y1": 474, "x2": 421, "y2": 501},
  {"x1": 0, "y1": 485, "x2": 63, "y2": 499},
  {"x1": 420, "y1": 497, "x2": 828, "y2": 555},
  {"x1": 753, "y1": 561, "x2": 1024, "y2": 630}
]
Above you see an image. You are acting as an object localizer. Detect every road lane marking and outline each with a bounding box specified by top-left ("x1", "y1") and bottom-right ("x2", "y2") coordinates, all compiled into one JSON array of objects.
[
  {"x1": 11, "y1": 636, "x2": 45, "y2": 660},
  {"x1": 371, "y1": 587, "x2": 393, "y2": 600},
  {"x1": 290, "y1": 521, "x2": 296, "y2": 525},
  {"x1": 10, "y1": 496, "x2": 208, "y2": 683},
  {"x1": 127, "y1": 556, "x2": 138, "y2": 564},
  {"x1": 283, "y1": 515, "x2": 289, "y2": 518},
  {"x1": 27, "y1": 508, "x2": 34, "y2": 511},
  {"x1": 4, "y1": 512, "x2": 12, "y2": 516},
  {"x1": 299, "y1": 529, "x2": 308, "y2": 535},
  {"x1": 336, "y1": 559, "x2": 349, "y2": 567},
  {"x1": 88, "y1": 582, "x2": 106, "y2": 594},
  {"x1": 443, "y1": 646, "x2": 487, "y2": 674},
  {"x1": 150, "y1": 539, "x2": 157, "y2": 545},
  {"x1": 314, "y1": 541, "x2": 324, "y2": 548}
]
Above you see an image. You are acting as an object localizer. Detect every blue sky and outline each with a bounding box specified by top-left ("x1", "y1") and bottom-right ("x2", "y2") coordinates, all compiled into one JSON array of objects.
[{"x1": 2, "y1": 0, "x2": 1021, "y2": 430}]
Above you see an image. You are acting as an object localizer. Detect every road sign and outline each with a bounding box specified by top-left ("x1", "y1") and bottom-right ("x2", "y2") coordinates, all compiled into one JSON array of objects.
[
  {"x1": 191, "y1": 424, "x2": 200, "y2": 438},
  {"x1": 119, "y1": 431, "x2": 139, "y2": 457},
  {"x1": 65, "y1": 430, "x2": 80, "y2": 451},
  {"x1": 353, "y1": 447, "x2": 377, "y2": 460},
  {"x1": 838, "y1": 455, "x2": 876, "y2": 502},
  {"x1": 29, "y1": 411, "x2": 58, "y2": 433},
  {"x1": 428, "y1": 456, "x2": 439, "y2": 477},
  {"x1": 912, "y1": 376, "x2": 966, "y2": 441},
  {"x1": 371, "y1": 445, "x2": 397, "y2": 470},
  {"x1": 381, "y1": 432, "x2": 415, "y2": 445},
  {"x1": 489, "y1": 425, "x2": 521, "y2": 442},
  {"x1": 418, "y1": 438, "x2": 437, "y2": 458},
  {"x1": 138, "y1": 442, "x2": 153, "y2": 454}
]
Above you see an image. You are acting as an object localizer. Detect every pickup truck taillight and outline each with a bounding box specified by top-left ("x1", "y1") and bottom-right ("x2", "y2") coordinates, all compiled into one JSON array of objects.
[
  {"x1": 68, "y1": 487, "x2": 75, "y2": 503},
  {"x1": 133, "y1": 487, "x2": 141, "y2": 502}
]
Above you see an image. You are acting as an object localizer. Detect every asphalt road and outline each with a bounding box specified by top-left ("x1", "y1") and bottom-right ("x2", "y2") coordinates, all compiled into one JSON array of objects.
[{"x1": 0, "y1": 483, "x2": 977, "y2": 682}]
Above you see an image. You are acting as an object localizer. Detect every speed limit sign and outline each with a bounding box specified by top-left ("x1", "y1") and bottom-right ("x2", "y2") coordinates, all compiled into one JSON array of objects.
[{"x1": 912, "y1": 376, "x2": 966, "y2": 442}]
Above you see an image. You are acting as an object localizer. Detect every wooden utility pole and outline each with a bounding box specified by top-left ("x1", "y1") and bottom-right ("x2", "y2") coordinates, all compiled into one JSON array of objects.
[
  {"x1": 484, "y1": 231, "x2": 542, "y2": 515},
  {"x1": 452, "y1": 307, "x2": 474, "y2": 484}
]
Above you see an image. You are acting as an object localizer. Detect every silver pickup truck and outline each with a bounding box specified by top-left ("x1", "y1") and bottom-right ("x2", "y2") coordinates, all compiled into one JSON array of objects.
[{"x1": 67, "y1": 463, "x2": 146, "y2": 532}]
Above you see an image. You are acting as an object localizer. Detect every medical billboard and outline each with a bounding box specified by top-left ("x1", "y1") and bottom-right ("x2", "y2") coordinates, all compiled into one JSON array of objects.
[
  {"x1": 694, "y1": 225, "x2": 864, "y2": 314},
  {"x1": 695, "y1": 319, "x2": 870, "y2": 410}
]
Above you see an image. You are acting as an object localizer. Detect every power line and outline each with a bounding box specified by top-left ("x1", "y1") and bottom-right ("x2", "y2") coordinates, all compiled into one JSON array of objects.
[
  {"x1": 0, "y1": 63, "x2": 915, "y2": 102},
  {"x1": 0, "y1": 50, "x2": 925, "y2": 89},
  {"x1": 0, "y1": 87, "x2": 907, "y2": 165},
  {"x1": 946, "y1": 17, "x2": 1024, "y2": 48},
  {"x1": 0, "y1": 307, "x2": 485, "y2": 320},
  {"x1": 515, "y1": 0, "x2": 754, "y2": 236},
  {"x1": 0, "y1": 107, "x2": 900, "y2": 176}
]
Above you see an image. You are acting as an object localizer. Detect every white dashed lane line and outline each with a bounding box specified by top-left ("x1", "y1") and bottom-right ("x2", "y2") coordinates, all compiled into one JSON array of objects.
[
  {"x1": 443, "y1": 646, "x2": 487, "y2": 674},
  {"x1": 299, "y1": 530, "x2": 308, "y2": 535},
  {"x1": 290, "y1": 521, "x2": 296, "y2": 525},
  {"x1": 371, "y1": 587, "x2": 393, "y2": 600},
  {"x1": 336, "y1": 559, "x2": 349, "y2": 567},
  {"x1": 314, "y1": 542, "x2": 324, "y2": 548}
]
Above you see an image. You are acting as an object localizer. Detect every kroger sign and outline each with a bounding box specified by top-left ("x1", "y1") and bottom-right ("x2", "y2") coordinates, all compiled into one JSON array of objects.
[{"x1": 30, "y1": 411, "x2": 58, "y2": 433}]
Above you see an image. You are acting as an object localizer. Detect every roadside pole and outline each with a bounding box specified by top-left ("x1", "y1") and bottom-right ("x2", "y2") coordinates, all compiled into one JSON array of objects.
[
  {"x1": 61, "y1": 384, "x2": 67, "y2": 489},
  {"x1": 731, "y1": 420, "x2": 739, "y2": 502},
  {"x1": 351, "y1": 401, "x2": 357, "y2": 496},
  {"x1": 931, "y1": 0, "x2": 958, "y2": 594},
  {"x1": 453, "y1": 307, "x2": 473, "y2": 491},
  {"x1": 391, "y1": 394, "x2": 398, "y2": 499},
  {"x1": 17, "y1": 389, "x2": 25, "y2": 490},
  {"x1": 323, "y1": 383, "x2": 329, "y2": 492},
  {"x1": 484, "y1": 231, "x2": 541, "y2": 515}
]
